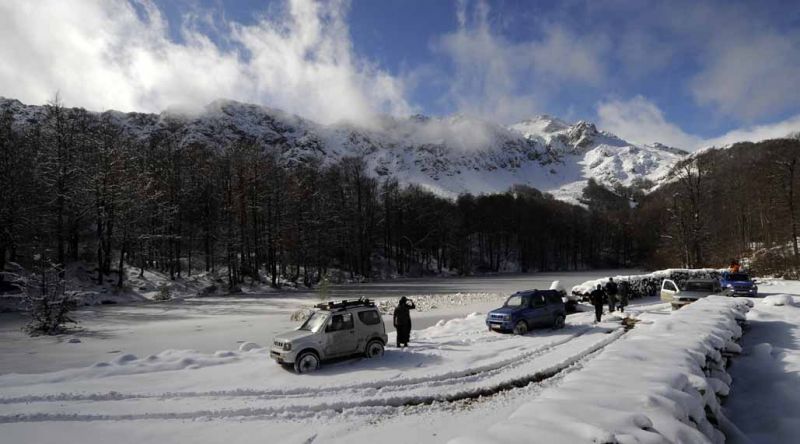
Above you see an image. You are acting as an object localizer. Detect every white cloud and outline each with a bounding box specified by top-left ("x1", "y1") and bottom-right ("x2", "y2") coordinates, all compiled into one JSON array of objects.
[
  {"x1": 597, "y1": 95, "x2": 800, "y2": 150},
  {"x1": 529, "y1": 25, "x2": 608, "y2": 86},
  {"x1": 702, "y1": 115, "x2": 800, "y2": 147},
  {"x1": 691, "y1": 32, "x2": 800, "y2": 121},
  {"x1": 596, "y1": 96, "x2": 701, "y2": 148},
  {"x1": 0, "y1": 0, "x2": 411, "y2": 125},
  {"x1": 432, "y1": 0, "x2": 608, "y2": 123}
]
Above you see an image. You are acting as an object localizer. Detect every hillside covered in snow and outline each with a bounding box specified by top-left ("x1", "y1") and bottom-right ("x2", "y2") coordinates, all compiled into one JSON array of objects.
[{"x1": 0, "y1": 98, "x2": 686, "y2": 203}]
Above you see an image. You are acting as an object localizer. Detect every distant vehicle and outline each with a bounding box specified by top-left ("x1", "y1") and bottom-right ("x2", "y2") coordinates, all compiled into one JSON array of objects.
[
  {"x1": 270, "y1": 299, "x2": 388, "y2": 374},
  {"x1": 719, "y1": 271, "x2": 758, "y2": 297},
  {"x1": 486, "y1": 289, "x2": 566, "y2": 334},
  {"x1": 660, "y1": 278, "x2": 722, "y2": 310}
]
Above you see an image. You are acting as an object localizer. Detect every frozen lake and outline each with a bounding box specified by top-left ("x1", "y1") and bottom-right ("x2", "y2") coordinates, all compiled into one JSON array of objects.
[{"x1": 0, "y1": 270, "x2": 637, "y2": 374}]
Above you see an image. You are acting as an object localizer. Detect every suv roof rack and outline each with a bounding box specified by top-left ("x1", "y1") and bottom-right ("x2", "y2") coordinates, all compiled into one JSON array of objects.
[{"x1": 315, "y1": 297, "x2": 375, "y2": 311}]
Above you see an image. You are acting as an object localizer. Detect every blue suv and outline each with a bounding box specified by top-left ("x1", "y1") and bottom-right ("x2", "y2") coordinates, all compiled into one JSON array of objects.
[
  {"x1": 720, "y1": 272, "x2": 758, "y2": 297},
  {"x1": 486, "y1": 290, "x2": 566, "y2": 335}
]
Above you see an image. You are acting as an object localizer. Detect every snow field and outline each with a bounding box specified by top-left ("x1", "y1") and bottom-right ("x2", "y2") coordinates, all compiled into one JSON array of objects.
[
  {"x1": 451, "y1": 296, "x2": 752, "y2": 444},
  {"x1": 0, "y1": 309, "x2": 625, "y2": 426},
  {"x1": 725, "y1": 283, "x2": 800, "y2": 443}
]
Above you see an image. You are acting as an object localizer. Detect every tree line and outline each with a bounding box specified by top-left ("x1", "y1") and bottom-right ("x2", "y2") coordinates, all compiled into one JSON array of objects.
[
  {"x1": 3, "y1": 98, "x2": 796, "y2": 290},
  {"x1": 637, "y1": 139, "x2": 800, "y2": 277},
  {"x1": 0, "y1": 99, "x2": 645, "y2": 291}
]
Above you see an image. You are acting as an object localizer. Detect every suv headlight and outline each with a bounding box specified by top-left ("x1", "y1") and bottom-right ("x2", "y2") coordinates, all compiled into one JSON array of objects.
[
  {"x1": 726, "y1": 284, "x2": 734, "y2": 288},
  {"x1": 283, "y1": 343, "x2": 292, "y2": 351}
]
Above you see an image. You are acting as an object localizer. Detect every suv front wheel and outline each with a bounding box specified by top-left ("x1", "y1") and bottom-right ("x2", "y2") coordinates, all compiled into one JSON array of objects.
[
  {"x1": 553, "y1": 315, "x2": 565, "y2": 329},
  {"x1": 294, "y1": 350, "x2": 320, "y2": 374},
  {"x1": 365, "y1": 339, "x2": 385, "y2": 358},
  {"x1": 513, "y1": 320, "x2": 528, "y2": 335}
]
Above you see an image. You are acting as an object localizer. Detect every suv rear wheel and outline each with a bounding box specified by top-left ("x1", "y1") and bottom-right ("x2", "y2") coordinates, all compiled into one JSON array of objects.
[
  {"x1": 553, "y1": 315, "x2": 565, "y2": 329},
  {"x1": 513, "y1": 320, "x2": 528, "y2": 335},
  {"x1": 294, "y1": 350, "x2": 320, "y2": 374},
  {"x1": 365, "y1": 339, "x2": 384, "y2": 358}
]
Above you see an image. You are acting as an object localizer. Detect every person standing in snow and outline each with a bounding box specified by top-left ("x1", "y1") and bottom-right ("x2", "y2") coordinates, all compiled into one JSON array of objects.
[
  {"x1": 393, "y1": 296, "x2": 416, "y2": 348},
  {"x1": 590, "y1": 284, "x2": 605, "y2": 323},
  {"x1": 618, "y1": 280, "x2": 629, "y2": 313},
  {"x1": 605, "y1": 278, "x2": 618, "y2": 312}
]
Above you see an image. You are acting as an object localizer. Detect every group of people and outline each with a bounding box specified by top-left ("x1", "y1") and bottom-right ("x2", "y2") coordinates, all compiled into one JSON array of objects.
[
  {"x1": 589, "y1": 278, "x2": 630, "y2": 323},
  {"x1": 395, "y1": 277, "x2": 631, "y2": 346}
]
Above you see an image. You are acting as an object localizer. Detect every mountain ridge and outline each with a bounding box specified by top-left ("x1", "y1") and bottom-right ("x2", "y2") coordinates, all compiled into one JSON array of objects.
[{"x1": 0, "y1": 97, "x2": 688, "y2": 203}]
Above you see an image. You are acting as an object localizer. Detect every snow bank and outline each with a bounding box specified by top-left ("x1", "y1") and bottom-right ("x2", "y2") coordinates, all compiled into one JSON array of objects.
[
  {"x1": 725, "y1": 282, "x2": 800, "y2": 443},
  {"x1": 572, "y1": 268, "x2": 723, "y2": 298},
  {"x1": 376, "y1": 292, "x2": 504, "y2": 314},
  {"x1": 762, "y1": 294, "x2": 796, "y2": 307},
  {"x1": 451, "y1": 296, "x2": 751, "y2": 444}
]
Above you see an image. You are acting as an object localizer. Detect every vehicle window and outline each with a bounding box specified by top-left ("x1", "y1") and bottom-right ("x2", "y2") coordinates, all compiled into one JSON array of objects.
[
  {"x1": 328, "y1": 313, "x2": 354, "y2": 332},
  {"x1": 531, "y1": 294, "x2": 546, "y2": 307},
  {"x1": 357, "y1": 310, "x2": 381, "y2": 325},
  {"x1": 727, "y1": 273, "x2": 749, "y2": 281},
  {"x1": 663, "y1": 281, "x2": 678, "y2": 292},
  {"x1": 546, "y1": 293, "x2": 561, "y2": 304},
  {"x1": 300, "y1": 311, "x2": 329, "y2": 333},
  {"x1": 683, "y1": 282, "x2": 714, "y2": 292},
  {"x1": 504, "y1": 295, "x2": 524, "y2": 307}
]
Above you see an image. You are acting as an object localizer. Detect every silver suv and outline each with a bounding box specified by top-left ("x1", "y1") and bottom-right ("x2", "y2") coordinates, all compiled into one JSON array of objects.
[{"x1": 270, "y1": 299, "x2": 388, "y2": 373}]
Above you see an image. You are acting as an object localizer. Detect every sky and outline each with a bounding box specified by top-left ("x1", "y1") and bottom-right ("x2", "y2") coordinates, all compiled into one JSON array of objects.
[{"x1": 0, "y1": 0, "x2": 799, "y2": 150}]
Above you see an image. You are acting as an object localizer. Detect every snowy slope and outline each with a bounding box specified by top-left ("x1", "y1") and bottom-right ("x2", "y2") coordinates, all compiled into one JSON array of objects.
[
  {"x1": 0, "y1": 97, "x2": 687, "y2": 203},
  {"x1": 452, "y1": 296, "x2": 753, "y2": 444}
]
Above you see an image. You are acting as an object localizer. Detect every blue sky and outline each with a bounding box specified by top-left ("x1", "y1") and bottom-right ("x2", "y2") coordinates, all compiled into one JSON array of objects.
[{"x1": 1, "y1": 0, "x2": 800, "y2": 149}]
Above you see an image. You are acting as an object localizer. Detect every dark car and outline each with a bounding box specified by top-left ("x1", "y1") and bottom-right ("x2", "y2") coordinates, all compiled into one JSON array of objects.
[
  {"x1": 486, "y1": 290, "x2": 566, "y2": 335},
  {"x1": 720, "y1": 272, "x2": 758, "y2": 297}
]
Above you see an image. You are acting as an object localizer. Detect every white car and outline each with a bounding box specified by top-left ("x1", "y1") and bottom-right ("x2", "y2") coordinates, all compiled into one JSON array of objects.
[
  {"x1": 660, "y1": 278, "x2": 722, "y2": 310},
  {"x1": 270, "y1": 299, "x2": 388, "y2": 373}
]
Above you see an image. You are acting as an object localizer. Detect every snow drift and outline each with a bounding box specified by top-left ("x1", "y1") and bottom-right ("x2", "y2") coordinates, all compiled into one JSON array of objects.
[{"x1": 450, "y1": 296, "x2": 752, "y2": 444}]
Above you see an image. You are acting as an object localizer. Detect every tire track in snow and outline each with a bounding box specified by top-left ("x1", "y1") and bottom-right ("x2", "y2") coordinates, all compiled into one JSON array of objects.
[
  {"x1": 0, "y1": 326, "x2": 625, "y2": 423},
  {"x1": 0, "y1": 324, "x2": 596, "y2": 405}
]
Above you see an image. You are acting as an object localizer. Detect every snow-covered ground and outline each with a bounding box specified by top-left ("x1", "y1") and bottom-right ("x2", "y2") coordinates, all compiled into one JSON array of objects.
[
  {"x1": 0, "y1": 273, "x2": 798, "y2": 443},
  {"x1": 724, "y1": 279, "x2": 800, "y2": 443}
]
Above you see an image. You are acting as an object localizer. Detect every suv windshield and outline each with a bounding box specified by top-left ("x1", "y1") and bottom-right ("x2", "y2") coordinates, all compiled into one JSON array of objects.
[
  {"x1": 727, "y1": 273, "x2": 750, "y2": 281},
  {"x1": 504, "y1": 295, "x2": 524, "y2": 307},
  {"x1": 300, "y1": 311, "x2": 329, "y2": 332},
  {"x1": 682, "y1": 282, "x2": 714, "y2": 292}
]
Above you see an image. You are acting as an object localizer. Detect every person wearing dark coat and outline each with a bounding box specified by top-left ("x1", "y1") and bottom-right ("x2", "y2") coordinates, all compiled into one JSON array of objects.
[
  {"x1": 590, "y1": 284, "x2": 605, "y2": 323},
  {"x1": 393, "y1": 296, "x2": 416, "y2": 347},
  {"x1": 618, "y1": 280, "x2": 630, "y2": 313},
  {"x1": 605, "y1": 278, "x2": 618, "y2": 312}
]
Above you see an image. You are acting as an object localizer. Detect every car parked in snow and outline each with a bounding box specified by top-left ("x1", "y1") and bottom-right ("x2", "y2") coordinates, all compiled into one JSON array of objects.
[
  {"x1": 719, "y1": 272, "x2": 758, "y2": 297},
  {"x1": 270, "y1": 298, "x2": 388, "y2": 373},
  {"x1": 486, "y1": 289, "x2": 566, "y2": 334},
  {"x1": 660, "y1": 278, "x2": 722, "y2": 310}
]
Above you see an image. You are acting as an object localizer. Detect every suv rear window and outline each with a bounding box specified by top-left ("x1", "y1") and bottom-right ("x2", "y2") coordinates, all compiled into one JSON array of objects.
[
  {"x1": 357, "y1": 310, "x2": 381, "y2": 325},
  {"x1": 530, "y1": 294, "x2": 546, "y2": 307},
  {"x1": 683, "y1": 282, "x2": 715, "y2": 292},
  {"x1": 545, "y1": 292, "x2": 562, "y2": 304}
]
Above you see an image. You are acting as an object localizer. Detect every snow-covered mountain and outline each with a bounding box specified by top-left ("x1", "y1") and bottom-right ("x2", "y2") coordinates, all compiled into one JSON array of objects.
[{"x1": 0, "y1": 97, "x2": 687, "y2": 203}]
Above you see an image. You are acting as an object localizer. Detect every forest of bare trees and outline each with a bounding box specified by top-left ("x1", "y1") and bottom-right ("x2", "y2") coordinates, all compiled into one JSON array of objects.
[
  {"x1": 639, "y1": 139, "x2": 800, "y2": 277},
  {"x1": 0, "y1": 99, "x2": 637, "y2": 292},
  {"x1": 2, "y1": 98, "x2": 798, "y2": 292}
]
